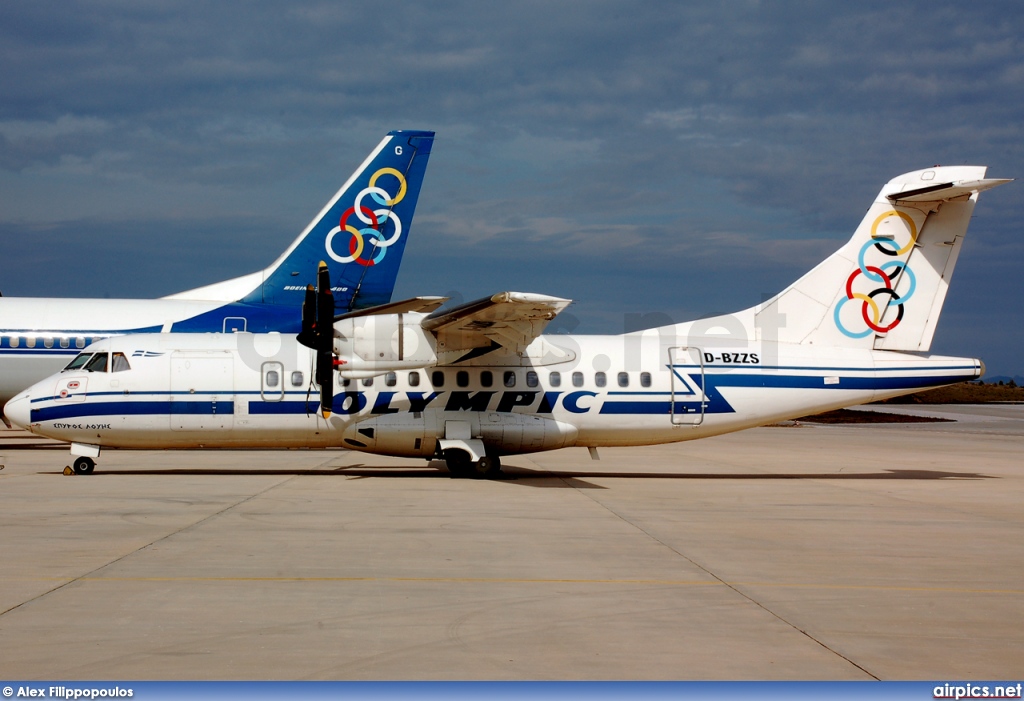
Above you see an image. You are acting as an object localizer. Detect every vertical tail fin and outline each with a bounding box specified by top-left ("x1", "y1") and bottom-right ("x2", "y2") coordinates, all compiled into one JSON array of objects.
[
  {"x1": 244, "y1": 130, "x2": 434, "y2": 310},
  {"x1": 754, "y1": 166, "x2": 1010, "y2": 351}
]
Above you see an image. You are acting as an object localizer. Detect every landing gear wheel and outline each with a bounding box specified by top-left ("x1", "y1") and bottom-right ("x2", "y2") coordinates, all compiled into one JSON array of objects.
[
  {"x1": 472, "y1": 455, "x2": 502, "y2": 479},
  {"x1": 73, "y1": 457, "x2": 95, "y2": 475},
  {"x1": 444, "y1": 449, "x2": 473, "y2": 478}
]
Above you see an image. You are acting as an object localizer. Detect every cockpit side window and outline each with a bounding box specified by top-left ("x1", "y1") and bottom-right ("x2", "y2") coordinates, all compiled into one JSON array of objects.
[
  {"x1": 111, "y1": 352, "x2": 131, "y2": 373},
  {"x1": 64, "y1": 354, "x2": 92, "y2": 371},
  {"x1": 84, "y1": 353, "x2": 109, "y2": 373}
]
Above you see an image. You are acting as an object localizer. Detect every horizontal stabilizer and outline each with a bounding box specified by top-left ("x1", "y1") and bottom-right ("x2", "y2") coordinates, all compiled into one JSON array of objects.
[
  {"x1": 888, "y1": 178, "x2": 1012, "y2": 203},
  {"x1": 335, "y1": 296, "x2": 448, "y2": 320}
]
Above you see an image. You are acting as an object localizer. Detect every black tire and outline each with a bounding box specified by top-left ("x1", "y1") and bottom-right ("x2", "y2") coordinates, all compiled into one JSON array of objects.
[
  {"x1": 73, "y1": 457, "x2": 95, "y2": 475},
  {"x1": 472, "y1": 455, "x2": 502, "y2": 479},
  {"x1": 444, "y1": 449, "x2": 473, "y2": 478}
]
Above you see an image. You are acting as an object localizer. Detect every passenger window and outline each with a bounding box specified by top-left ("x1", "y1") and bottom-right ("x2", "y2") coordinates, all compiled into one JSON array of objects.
[
  {"x1": 456, "y1": 370, "x2": 469, "y2": 387},
  {"x1": 60, "y1": 337, "x2": 69, "y2": 349},
  {"x1": 291, "y1": 371, "x2": 304, "y2": 387},
  {"x1": 549, "y1": 371, "x2": 561, "y2": 387},
  {"x1": 26, "y1": 337, "x2": 36, "y2": 349},
  {"x1": 480, "y1": 371, "x2": 493, "y2": 388},
  {"x1": 10, "y1": 337, "x2": 18, "y2": 348},
  {"x1": 75, "y1": 337, "x2": 85, "y2": 348},
  {"x1": 43, "y1": 338, "x2": 54, "y2": 349},
  {"x1": 266, "y1": 370, "x2": 280, "y2": 387},
  {"x1": 431, "y1": 370, "x2": 444, "y2": 387},
  {"x1": 618, "y1": 372, "x2": 629, "y2": 387},
  {"x1": 111, "y1": 353, "x2": 131, "y2": 373},
  {"x1": 408, "y1": 371, "x2": 420, "y2": 387},
  {"x1": 85, "y1": 353, "x2": 108, "y2": 372},
  {"x1": 595, "y1": 372, "x2": 607, "y2": 388},
  {"x1": 385, "y1": 372, "x2": 397, "y2": 387},
  {"x1": 64, "y1": 353, "x2": 92, "y2": 371},
  {"x1": 362, "y1": 376, "x2": 373, "y2": 387},
  {"x1": 526, "y1": 371, "x2": 538, "y2": 388},
  {"x1": 572, "y1": 371, "x2": 584, "y2": 387},
  {"x1": 503, "y1": 371, "x2": 516, "y2": 387},
  {"x1": 641, "y1": 372, "x2": 652, "y2": 388}
]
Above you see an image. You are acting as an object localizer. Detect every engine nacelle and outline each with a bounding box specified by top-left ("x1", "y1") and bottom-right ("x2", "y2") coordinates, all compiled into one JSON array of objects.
[
  {"x1": 341, "y1": 410, "x2": 579, "y2": 458},
  {"x1": 333, "y1": 312, "x2": 437, "y2": 378}
]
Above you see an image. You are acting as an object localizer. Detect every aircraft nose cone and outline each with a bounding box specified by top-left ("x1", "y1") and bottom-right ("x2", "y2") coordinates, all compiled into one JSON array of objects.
[{"x1": 4, "y1": 393, "x2": 31, "y2": 430}]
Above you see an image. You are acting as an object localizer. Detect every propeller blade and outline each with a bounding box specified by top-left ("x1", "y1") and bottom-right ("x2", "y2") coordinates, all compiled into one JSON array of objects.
[
  {"x1": 316, "y1": 261, "x2": 335, "y2": 350},
  {"x1": 315, "y1": 261, "x2": 336, "y2": 418},
  {"x1": 318, "y1": 349, "x2": 334, "y2": 418},
  {"x1": 296, "y1": 284, "x2": 317, "y2": 349}
]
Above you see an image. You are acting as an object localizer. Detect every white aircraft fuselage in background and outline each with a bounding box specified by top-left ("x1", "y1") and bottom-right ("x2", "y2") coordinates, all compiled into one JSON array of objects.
[
  {"x1": 5, "y1": 165, "x2": 1010, "y2": 477},
  {"x1": 0, "y1": 130, "x2": 435, "y2": 413}
]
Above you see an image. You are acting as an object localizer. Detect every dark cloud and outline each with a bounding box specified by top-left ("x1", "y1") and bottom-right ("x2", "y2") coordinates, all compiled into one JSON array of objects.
[{"x1": 1, "y1": 0, "x2": 1022, "y2": 373}]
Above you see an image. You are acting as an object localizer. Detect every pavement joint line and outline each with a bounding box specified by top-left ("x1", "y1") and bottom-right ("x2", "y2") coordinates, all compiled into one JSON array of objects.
[
  {"x1": 0, "y1": 473, "x2": 300, "y2": 621},
  {"x1": 1, "y1": 577, "x2": 1021, "y2": 594},
  {"x1": 556, "y1": 471, "x2": 882, "y2": 681}
]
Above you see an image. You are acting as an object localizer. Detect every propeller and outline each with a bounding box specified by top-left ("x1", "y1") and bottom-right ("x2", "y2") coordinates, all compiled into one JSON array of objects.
[{"x1": 297, "y1": 261, "x2": 336, "y2": 418}]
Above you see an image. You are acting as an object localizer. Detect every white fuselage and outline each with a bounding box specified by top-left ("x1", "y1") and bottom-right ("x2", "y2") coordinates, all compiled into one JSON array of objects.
[{"x1": 5, "y1": 330, "x2": 982, "y2": 458}]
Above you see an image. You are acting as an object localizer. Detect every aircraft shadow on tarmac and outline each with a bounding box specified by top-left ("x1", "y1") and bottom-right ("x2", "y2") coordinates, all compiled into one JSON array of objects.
[
  {"x1": 1, "y1": 442, "x2": 68, "y2": 450},
  {"x1": 44, "y1": 462, "x2": 995, "y2": 487}
]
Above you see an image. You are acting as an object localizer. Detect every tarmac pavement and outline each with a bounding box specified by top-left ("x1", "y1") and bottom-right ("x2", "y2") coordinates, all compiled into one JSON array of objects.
[{"x1": 0, "y1": 406, "x2": 1021, "y2": 680}]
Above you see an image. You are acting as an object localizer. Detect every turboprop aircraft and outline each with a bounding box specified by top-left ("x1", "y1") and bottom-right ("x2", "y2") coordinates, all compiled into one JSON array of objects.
[
  {"x1": 0, "y1": 130, "x2": 434, "y2": 420},
  {"x1": 4, "y1": 165, "x2": 1010, "y2": 477}
]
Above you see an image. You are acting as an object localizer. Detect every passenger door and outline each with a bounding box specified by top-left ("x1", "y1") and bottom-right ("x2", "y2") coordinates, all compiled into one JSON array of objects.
[
  {"x1": 170, "y1": 352, "x2": 234, "y2": 431},
  {"x1": 668, "y1": 346, "x2": 706, "y2": 426}
]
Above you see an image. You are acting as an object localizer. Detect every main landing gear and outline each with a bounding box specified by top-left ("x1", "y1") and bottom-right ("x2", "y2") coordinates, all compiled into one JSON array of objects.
[
  {"x1": 444, "y1": 449, "x2": 502, "y2": 479},
  {"x1": 72, "y1": 456, "x2": 96, "y2": 475}
]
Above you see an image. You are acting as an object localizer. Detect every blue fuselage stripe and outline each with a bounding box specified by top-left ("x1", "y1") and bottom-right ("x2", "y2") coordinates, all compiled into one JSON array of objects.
[
  {"x1": 31, "y1": 401, "x2": 234, "y2": 422},
  {"x1": 692, "y1": 372, "x2": 976, "y2": 391},
  {"x1": 248, "y1": 401, "x2": 316, "y2": 415}
]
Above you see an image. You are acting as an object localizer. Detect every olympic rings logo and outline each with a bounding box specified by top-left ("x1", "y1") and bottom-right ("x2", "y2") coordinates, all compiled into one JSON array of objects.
[
  {"x1": 325, "y1": 167, "x2": 408, "y2": 266},
  {"x1": 833, "y1": 210, "x2": 918, "y2": 339}
]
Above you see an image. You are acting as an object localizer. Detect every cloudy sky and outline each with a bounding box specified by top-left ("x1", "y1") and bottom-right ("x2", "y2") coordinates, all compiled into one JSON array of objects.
[{"x1": 1, "y1": 1, "x2": 1021, "y2": 374}]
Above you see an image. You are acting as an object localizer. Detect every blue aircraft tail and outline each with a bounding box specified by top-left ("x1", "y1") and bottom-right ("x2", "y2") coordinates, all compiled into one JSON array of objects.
[{"x1": 244, "y1": 130, "x2": 434, "y2": 311}]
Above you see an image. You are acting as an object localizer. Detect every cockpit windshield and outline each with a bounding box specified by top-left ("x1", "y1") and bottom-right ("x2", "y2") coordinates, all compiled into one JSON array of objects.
[
  {"x1": 84, "y1": 353, "x2": 109, "y2": 373},
  {"x1": 64, "y1": 353, "x2": 92, "y2": 371}
]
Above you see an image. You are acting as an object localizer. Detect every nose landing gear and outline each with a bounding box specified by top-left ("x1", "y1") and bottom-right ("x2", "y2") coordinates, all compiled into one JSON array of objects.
[{"x1": 72, "y1": 456, "x2": 96, "y2": 475}]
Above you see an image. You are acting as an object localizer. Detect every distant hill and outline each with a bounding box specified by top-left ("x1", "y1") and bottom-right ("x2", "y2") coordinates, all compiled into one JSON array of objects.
[
  {"x1": 797, "y1": 408, "x2": 953, "y2": 424},
  {"x1": 984, "y1": 375, "x2": 1024, "y2": 386},
  {"x1": 875, "y1": 381, "x2": 1024, "y2": 404}
]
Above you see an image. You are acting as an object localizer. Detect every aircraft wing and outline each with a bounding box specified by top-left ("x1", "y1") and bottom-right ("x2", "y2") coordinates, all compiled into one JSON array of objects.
[
  {"x1": 335, "y1": 295, "x2": 448, "y2": 320},
  {"x1": 422, "y1": 292, "x2": 572, "y2": 356}
]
